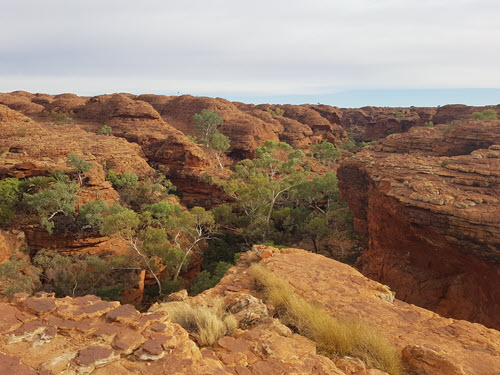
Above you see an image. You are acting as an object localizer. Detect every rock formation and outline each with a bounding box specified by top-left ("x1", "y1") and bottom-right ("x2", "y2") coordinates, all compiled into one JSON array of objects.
[
  {"x1": 1, "y1": 247, "x2": 498, "y2": 375},
  {"x1": 338, "y1": 120, "x2": 500, "y2": 329}
]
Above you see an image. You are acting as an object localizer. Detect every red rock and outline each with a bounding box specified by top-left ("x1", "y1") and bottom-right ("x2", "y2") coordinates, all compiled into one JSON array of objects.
[
  {"x1": 106, "y1": 304, "x2": 140, "y2": 323},
  {"x1": 338, "y1": 120, "x2": 500, "y2": 329},
  {"x1": 0, "y1": 353, "x2": 36, "y2": 375}
]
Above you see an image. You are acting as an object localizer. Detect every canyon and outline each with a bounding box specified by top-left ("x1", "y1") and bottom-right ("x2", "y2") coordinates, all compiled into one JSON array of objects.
[{"x1": 0, "y1": 91, "x2": 499, "y2": 374}]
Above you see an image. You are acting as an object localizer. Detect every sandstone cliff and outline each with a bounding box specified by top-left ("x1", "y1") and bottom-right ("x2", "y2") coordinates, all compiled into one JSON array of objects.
[{"x1": 338, "y1": 121, "x2": 500, "y2": 330}]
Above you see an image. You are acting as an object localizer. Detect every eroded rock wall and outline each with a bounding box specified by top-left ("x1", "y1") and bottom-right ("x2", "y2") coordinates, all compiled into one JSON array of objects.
[{"x1": 338, "y1": 121, "x2": 500, "y2": 329}]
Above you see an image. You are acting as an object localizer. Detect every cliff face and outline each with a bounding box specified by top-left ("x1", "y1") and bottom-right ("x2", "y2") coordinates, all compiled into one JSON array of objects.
[
  {"x1": 338, "y1": 121, "x2": 500, "y2": 329},
  {"x1": 1, "y1": 247, "x2": 498, "y2": 375}
]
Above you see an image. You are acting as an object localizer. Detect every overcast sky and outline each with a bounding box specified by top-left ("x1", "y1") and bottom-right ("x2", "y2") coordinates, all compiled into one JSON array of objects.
[{"x1": 1, "y1": 0, "x2": 499, "y2": 106}]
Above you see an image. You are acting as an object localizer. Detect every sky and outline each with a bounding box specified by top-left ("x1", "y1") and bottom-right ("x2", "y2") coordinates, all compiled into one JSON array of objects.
[{"x1": 1, "y1": 0, "x2": 499, "y2": 107}]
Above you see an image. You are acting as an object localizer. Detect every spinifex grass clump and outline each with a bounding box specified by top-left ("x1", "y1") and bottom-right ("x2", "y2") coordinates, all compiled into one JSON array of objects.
[
  {"x1": 250, "y1": 264, "x2": 402, "y2": 375},
  {"x1": 154, "y1": 297, "x2": 237, "y2": 346}
]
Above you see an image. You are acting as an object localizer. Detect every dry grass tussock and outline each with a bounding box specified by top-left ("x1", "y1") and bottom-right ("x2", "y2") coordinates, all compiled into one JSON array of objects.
[
  {"x1": 250, "y1": 264, "x2": 403, "y2": 375},
  {"x1": 156, "y1": 297, "x2": 238, "y2": 346}
]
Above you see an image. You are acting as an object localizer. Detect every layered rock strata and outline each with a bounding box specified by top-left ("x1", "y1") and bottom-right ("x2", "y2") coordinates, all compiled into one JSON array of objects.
[{"x1": 338, "y1": 121, "x2": 500, "y2": 329}]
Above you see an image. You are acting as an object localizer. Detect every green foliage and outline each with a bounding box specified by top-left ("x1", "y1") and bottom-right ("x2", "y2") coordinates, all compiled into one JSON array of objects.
[
  {"x1": 303, "y1": 215, "x2": 329, "y2": 253},
  {"x1": 96, "y1": 284, "x2": 123, "y2": 302},
  {"x1": 32, "y1": 250, "x2": 131, "y2": 299},
  {"x1": 424, "y1": 121, "x2": 434, "y2": 127},
  {"x1": 311, "y1": 140, "x2": 341, "y2": 166},
  {"x1": 266, "y1": 107, "x2": 285, "y2": 117},
  {"x1": 50, "y1": 171, "x2": 70, "y2": 183},
  {"x1": 186, "y1": 135, "x2": 198, "y2": 142},
  {"x1": 193, "y1": 110, "x2": 230, "y2": 168},
  {"x1": 0, "y1": 178, "x2": 21, "y2": 225},
  {"x1": 44, "y1": 110, "x2": 74, "y2": 125},
  {"x1": 0, "y1": 259, "x2": 39, "y2": 297},
  {"x1": 23, "y1": 176, "x2": 55, "y2": 194},
  {"x1": 395, "y1": 112, "x2": 404, "y2": 118},
  {"x1": 386, "y1": 128, "x2": 395, "y2": 135},
  {"x1": 66, "y1": 153, "x2": 93, "y2": 185},
  {"x1": 107, "y1": 170, "x2": 139, "y2": 190},
  {"x1": 472, "y1": 109, "x2": 498, "y2": 120},
  {"x1": 97, "y1": 125, "x2": 113, "y2": 135},
  {"x1": 190, "y1": 261, "x2": 232, "y2": 295},
  {"x1": 194, "y1": 110, "x2": 224, "y2": 141},
  {"x1": 24, "y1": 181, "x2": 79, "y2": 233},
  {"x1": 339, "y1": 139, "x2": 355, "y2": 151},
  {"x1": 145, "y1": 201, "x2": 181, "y2": 226},
  {"x1": 211, "y1": 132, "x2": 230, "y2": 152},
  {"x1": 360, "y1": 140, "x2": 377, "y2": 147},
  {"x1": 78, "y1": 200, "x2": 109, "y2": 229},
  {"x1": 293, "y1": 172, "x2": 340, "y2": 213},
  {"x1": 226, "y1": 141, "x2": 307, "y2": 241}
]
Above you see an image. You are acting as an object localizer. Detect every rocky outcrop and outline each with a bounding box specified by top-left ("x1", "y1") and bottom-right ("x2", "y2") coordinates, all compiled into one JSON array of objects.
[
  {"x1": 0, "y1": 290, "x2": 350, "y2": 374},
  {"x1": 339, "y1": 106, "x2": 437, "y2": 142},
  {"x1": 196, "y1": 246, "x2": 500, "y2": 375},
  {"x1": 338, "y1": 121, "x2": 500, "y2": 329}
]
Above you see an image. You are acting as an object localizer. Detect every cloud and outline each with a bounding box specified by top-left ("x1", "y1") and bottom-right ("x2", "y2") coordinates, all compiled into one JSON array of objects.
[{"x1": 1, "y1": 0, "x2": 499, "y2": 97}]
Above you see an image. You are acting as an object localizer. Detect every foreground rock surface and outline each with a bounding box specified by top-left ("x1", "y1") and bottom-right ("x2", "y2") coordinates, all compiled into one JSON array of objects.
[
  {"x1": 338, "y1": 120, "x2": 500, "y2": 329},
  {"x1": 204, "y1": 246, "x2": 500, "y2": 375},
  {"x1": 1, "y1": 247, "x2": 499, "y2": 374}
]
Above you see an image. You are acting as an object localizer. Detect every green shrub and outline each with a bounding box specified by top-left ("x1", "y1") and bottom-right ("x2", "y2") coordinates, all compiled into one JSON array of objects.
[
  {"x1": 97, "y1": 125, "x2": 113, "y2": 136},
  {"x1": 0, "y1": 259, "x2": 39, "y2": 297},
  {"x1": 44, "y1": 110, "x2": 74, "y2": 125},
  {"x1": 0, "y1": 178, "x2": 21, "y2": 225},
  {"x1": 266, "y1": 107, "x2": 285, "y2": 117},
  {"x1": 395, "y1": 112, "x2": 404, "y2": 118},
  {"x1": 472, "y1": 109, "x2": 497, "y2": 120},
  {"x1": 424, "y1": 121, "x2": 434, "y2": 127},
  {"x1": 107, "y1": 170, "x2": 139, "y2": 190},
  {"x1": 96, "y1": 284, "x2": 123, "y2": 302},
  {"x1": 190, "y1": 261, "x2": 232, "y2": 295}
]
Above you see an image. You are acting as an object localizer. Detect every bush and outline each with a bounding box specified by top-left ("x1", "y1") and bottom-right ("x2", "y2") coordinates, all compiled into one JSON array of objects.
[
  {"x1": 97, "y1": 125, "x2": 113, "y2": 136},
  {"x1": 424, "y1": 121, "x2": 434, "y2": 127},
  {"x1": 267, "y1": 107, "x2": 285, "y2": 117},
  {"x1": 0, "y1": 178, "x2": 21, "y2": 225},
  {"x1": 250, "y1": 264, "x2": 402, "y2": 375},
  {"x1": 96, "y1": 284, "x2": 123, "y2": 302},
  {"x1": 153, "y1": 297, "x2": 237, "y2": 346},
  {"x1": 0, "y1": 259, "x2": 39, "y2": 297},
  {"x1": 107, "y1": 170, "x2": 138, "y2": 190},
  {"x1": 472, "y1": 109, "x2": 497, "y2": 120},
  {"x1": 395, "y1": 112, "x2": 404, "y2": 118},
  {"x1": 44, "y1": 110, "x2": 74, "y2": 125},
  {"x1": 190, "y1": 261, "x2": 232, "y2": 295}
]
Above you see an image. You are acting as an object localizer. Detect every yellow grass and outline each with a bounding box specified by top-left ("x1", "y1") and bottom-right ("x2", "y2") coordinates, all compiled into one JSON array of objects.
[
  {"x1": 158, "y1": 297, "x2": 237, "y2": 346},
  {"x1": 250, "y1": 264, "x2": 402, "y2": 375}
]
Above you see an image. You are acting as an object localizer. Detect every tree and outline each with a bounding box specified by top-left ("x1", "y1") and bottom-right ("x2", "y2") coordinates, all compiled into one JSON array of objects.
[
  {"x1": 107, "y1": 170, "x2": 138, "y2": 190},
  {"x1": 194, "y1": 110, "x2": 224, "y2": 143},
  {"x1": 303, "y1": 215, "x2": 329, "y2": 253},
  {"x1": 24, "y1": 181, "x2": 79, "y2": 233},
  {"x1": 97, "y1": 125, "x2": 113, "y2": 135},
  {"x1": 211, "y1": 132, "x2": 231, "y2": 169},
  {"x1": 171, "y1": 207, "x2": 217, "y2": 281},
  {"x1": 101, "y1": 208, "x2": 165, "y2": 294},
  {"x1": 193, "y1": 110, "x2": 230, "y2": 168},
  {"x1": 293, "y1": 172, "x2": 340, "y2": 214},
  {"x1": 311, "y1": 140, "x2": 341, "y2": 167},
  {"x1": 227, "y1": 141, "x2": 306, "y2": 224},
  {"x1": 66, "y1": 153, "x2": 93, "y2": 185}
]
